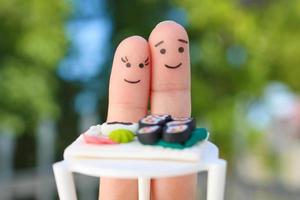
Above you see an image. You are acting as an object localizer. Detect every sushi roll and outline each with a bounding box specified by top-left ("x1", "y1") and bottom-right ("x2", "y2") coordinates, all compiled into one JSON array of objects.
[
  {"x1": 137, "y1": 125, "x2": 162, "y2": 145},
  {"x1": 101, "y1": 122, "x2": 138, "y2": 136},
  {"x1": 162, "y1": 124, "x2": 191, "y2": 143},
  {"x1": 168, "y1": 117, "x2": 196, "y2": 131},
  {"x1": 138, "y1": 115, "x2": 166, "y2": 128}
]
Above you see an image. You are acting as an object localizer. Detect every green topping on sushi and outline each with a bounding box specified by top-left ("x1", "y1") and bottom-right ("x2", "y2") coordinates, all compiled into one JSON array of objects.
[{"x1": 108, "y1": 129, "x2": 135, "y2": 143}]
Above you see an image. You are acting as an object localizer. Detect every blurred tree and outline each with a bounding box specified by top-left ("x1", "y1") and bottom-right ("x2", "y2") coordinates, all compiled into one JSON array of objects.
[
  {"x1": 0, "y1": 0, "x2": 69, "y2": 134},
  {"x1": 176, "y1": 0, "x2": 300, "y2": 162},
  {"x1": 107, "y1": 0, "x2": 171, "y2": 46}
]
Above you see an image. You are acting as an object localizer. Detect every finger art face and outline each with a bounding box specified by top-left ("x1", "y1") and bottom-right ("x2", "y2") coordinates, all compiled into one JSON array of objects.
[
  {"x1": 149, "y1": 21, "x2": 190, "y2": 91},
  {"x1": 110, "y1": 35, "x2": 150, "y2": 89},
  {"x1": 120, "y1": 56, "x2": 149, "y2": 84},
  {"x1": 154, "y1": 38, "x2": 188, "y2": 69},
  {"x1": 149, "y1": 21, "x2": 191, "y2": 117},
  {"x1": 107, "y1": 36, "x2": 150, "y2": 122}
]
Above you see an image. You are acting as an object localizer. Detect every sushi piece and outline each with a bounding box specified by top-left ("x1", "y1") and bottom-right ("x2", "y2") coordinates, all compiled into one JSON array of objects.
[
  {"x1": 83, "y1": 134, "x2": 118, "y2": 145},
  {"x1": 162, "y1": 124, "x2": 191, "y2": 143},
  {"x1": 101, "y1": 122, "x2": 138, "y2": 136},
  {"x1": 138, "y1": 115, "x2": 166, "y2": 128},
  {"x1": 168, "y1": 117, "x2": 196, "y2": 131},
  {"x1": 83, "y1": 124, "x2": 118, "y2": 144},
  {"x1": 137, "y1": 125, "x2": 162, "y2": 145},
  {"x1": 84, "y1": 124, "x2": 102, "y2": 136}
]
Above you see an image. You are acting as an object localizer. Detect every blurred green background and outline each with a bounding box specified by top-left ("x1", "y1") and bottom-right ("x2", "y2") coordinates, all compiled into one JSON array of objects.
[{"x1": 0, "y1": 0, "x2": 300, "y2": 199}]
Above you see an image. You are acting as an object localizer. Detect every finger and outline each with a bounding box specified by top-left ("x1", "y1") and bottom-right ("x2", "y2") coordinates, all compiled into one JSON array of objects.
[
  {"x1": 100, "y1": 36, "x2": 150, "y2": 200},
  {"x1": 100, "y1": 178, "x2": 138, "y2": 200},
  {"x1": 148, "y1": 21, "x2": 196, "y2": 200},
  {"x1": 151, "y1": 174, "x2": 197, "y2": 200},
  {"x1": 149, "y1": 20, "x2": 191, "y2": 117},
  {"x1": 107, "y1": 36, "x2": 151, "y2": 122}
]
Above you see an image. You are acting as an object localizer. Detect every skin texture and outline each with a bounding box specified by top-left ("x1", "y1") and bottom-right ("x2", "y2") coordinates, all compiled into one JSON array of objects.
[
  {"x1": 99, "y1": 36, "x2": 150, "y2": 200},
  {"x1": 149, "y1": 21, "x2": 197, "y2": 200}
]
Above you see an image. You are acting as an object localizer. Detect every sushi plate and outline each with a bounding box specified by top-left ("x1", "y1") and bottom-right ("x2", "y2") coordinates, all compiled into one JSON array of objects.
[{"x1": 64, "y1": 134, "x2": 215, "y2": 162}]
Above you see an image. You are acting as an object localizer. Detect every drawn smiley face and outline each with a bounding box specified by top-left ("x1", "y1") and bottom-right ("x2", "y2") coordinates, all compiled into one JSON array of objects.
[
  {"x1": 154, "y1": 39, "x2": 188, "y2": 69},
  {"x1": 120, "y1": 56, "x2": 149, "y2": 84}
]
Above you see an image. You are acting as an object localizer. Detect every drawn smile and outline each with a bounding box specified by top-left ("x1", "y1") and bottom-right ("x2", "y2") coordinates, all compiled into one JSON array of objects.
[
  {"x1": 124, "y1": 79, "x2": 141, "y2": 84},
  {"x1": 164, "y1": 62, "x2": 182, "y2": 69}
]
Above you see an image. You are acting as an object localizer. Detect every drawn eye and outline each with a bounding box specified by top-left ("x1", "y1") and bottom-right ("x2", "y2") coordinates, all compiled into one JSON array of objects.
[
  {"x1": 121, "y1": 56, "x2": 131, "y2": 68},
  {"x1": 139, "y1": 63, "x2": 144, "y2": 68},
  {"x1": 160, "y1": 49, "x2": 166, "y2": 54},
  {"x1": 178, "y1": 47, "x2": 184, "y2": 53}
]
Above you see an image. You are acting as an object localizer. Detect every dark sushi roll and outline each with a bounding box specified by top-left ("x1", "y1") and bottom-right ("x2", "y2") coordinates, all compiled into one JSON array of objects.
[
  {"x1": 167, "y1": 117, "x2": 196, "y2": 131},
  {"x1": 139, "y1": 115, "x2": 166, "y2": 128},
  {"x1": 137, "y1": 125, "x2": 162, "y2": 145},
  {"x1": 162, "y1": 124, "x2": 191, "y2": 143}
]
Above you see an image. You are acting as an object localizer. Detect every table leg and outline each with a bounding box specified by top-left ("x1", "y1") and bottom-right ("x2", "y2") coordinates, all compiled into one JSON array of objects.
[
  {"x1": 206, "y1": 159, "x2": 227, "y2": 200},
  {"x1": 138, "y1": 177, "x2": 151, "y2": 200},
  {"x1": 53, "y1": 161, "x2": 77, "y2": 200}
]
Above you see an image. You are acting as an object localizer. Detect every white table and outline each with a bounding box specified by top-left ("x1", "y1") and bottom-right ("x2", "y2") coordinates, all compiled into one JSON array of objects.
[{"x1": 53, "y1": 141, "x2": 226, "y2": 200}]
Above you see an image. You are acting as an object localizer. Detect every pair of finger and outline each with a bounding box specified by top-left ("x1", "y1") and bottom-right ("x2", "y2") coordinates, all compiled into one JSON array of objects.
[
  {"x1": 100, "y1": 21, "x2": 193, "y2": 200},
  {"x1": 107, "y1": 20, "x2": 191, "y2": 123}
]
